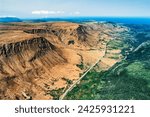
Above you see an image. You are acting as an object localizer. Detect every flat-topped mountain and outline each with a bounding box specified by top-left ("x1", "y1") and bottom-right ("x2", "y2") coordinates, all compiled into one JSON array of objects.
[{"x1": 0, "y1": 22, "x2": 127, "y2": 99}]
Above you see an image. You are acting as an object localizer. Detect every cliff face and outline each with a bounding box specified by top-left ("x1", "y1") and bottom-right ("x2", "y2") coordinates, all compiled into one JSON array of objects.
[
  {"x1": 77, "y1": 25, "x2": 100, "y2": 46},
  {"x1": 77, "y1": 23, "x2": 126, "y2": 47},
  {"x1": 0, "y1": 37, "x2": 56, "y2": 58},
  {"x1": 23, "y1": 22, "x2": 124, "y2": 48},
  {"x1": 0, "y1": 37, "x2": 66, "y2": 100},
  {"x1": 24, "y1": 23, "x2": 78, "y2": 46},
  {"x1": 0, "y1": 22, "x2": 127, "y2": 100},
  {"x1": 23, "y1": 23, "x2": 100, "y2": 47}
]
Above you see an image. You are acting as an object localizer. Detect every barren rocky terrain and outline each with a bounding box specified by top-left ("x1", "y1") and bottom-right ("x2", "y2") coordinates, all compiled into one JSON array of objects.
[{"x1": 0, "y1": 22, "x2": 127, "y2": 100}]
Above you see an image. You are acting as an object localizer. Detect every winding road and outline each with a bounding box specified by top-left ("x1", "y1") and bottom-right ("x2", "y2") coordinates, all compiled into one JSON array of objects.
[{"x1": 60, "y1": 48, "x2": 107, "y2": 100}]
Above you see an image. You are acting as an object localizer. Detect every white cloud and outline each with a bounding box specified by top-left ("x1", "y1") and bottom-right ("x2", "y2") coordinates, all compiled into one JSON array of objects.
[
  {"x1": 32, "y1": 10, "x2": 65, "y2": 15},
  {"x1": 32, "y1": 10, "x2": 49, "y2": 15}
]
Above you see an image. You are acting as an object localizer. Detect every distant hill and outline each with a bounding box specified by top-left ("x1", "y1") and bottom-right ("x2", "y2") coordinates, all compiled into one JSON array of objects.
[
  {"x1": 0, "y1": 17, "x2": 22, "y2": 22},
  {"x1": 128, "y1": 40, "x2": 150, "y2": 60}
]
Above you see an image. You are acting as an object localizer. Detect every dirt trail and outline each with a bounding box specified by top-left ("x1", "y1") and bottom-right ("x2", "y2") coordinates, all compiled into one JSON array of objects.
[{"x1": 60, "y1": 47, "x2": 107, "y2": 100}]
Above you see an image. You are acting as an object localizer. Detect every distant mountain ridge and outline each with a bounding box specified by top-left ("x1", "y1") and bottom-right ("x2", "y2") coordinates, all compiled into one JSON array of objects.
[
  {"x1": 0, "y1": 17, "x2": 22, "y2": 22},
  {"x1": 1, "y1": 17, "x2": 150, "y2": 24}
]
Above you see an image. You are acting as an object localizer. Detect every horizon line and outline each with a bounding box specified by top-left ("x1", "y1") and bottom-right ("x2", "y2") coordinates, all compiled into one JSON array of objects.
[{"x1": 1, "y1": 16, "x2": 150, "y2": 19}]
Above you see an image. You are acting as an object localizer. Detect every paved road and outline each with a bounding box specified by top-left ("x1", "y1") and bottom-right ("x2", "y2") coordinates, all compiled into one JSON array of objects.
[{"x1": 59, "y1": 49, "x2": 106, "y2": 100}]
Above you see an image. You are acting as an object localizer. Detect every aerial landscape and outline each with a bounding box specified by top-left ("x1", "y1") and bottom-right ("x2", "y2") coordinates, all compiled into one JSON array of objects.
[{"x1": 0, "y1": 0, "x2": 150, "y2": 100}]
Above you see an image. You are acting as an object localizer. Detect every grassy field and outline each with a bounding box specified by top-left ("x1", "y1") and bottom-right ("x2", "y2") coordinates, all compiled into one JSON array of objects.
[
  {"x1": 65, "y1": 59, "x2": 150, "y2": 100},
  {"x1": 65, "y1": 25, "x2": 150, "y2": 100}
]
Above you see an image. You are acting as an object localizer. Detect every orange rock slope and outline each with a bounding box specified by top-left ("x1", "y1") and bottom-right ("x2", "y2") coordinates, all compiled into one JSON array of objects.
[{"x1": 0, "y1": 22, "x2": 126, "y2": 99}]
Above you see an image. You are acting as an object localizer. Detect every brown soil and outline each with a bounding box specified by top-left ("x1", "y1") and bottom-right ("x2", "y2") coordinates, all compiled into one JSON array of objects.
[{"x1": 0, "y1": 22, "x2": 126, "y2": 100}]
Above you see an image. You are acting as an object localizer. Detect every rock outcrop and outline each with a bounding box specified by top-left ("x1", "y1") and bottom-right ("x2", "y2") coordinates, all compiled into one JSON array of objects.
[
  {"x1": 0, "y1": 37, "x2": 56, "y2": 58},
  {"x1": 0, "y1": 37, "x2": 66, "y2": 100},
  {"x1": 0, "y1": 22, "x2": 127, "y2": 100}
]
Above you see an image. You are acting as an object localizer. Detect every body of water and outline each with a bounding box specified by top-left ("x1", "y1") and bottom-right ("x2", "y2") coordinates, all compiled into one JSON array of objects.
[{"x1": 26, "y1": 17, "x2": 150, "y2": 24}]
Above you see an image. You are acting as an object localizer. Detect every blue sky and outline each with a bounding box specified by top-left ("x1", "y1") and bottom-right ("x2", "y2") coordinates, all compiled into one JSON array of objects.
[{"x1": 0, "y1": 0, "x2": 150, "y2": 18}]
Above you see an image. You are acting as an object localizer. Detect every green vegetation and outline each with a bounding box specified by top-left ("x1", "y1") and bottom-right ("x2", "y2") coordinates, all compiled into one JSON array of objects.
[
  {"x1": 107, "y1": 39, "x2": 129, "y2": 50},
  {"x1": 126, "y1": 61, "x2": 150, "y2": 80},
  {"x1": 65, "y1": 25, "x2": 150, "y2": 100},
  {"x1": 62, "y1": 77, "x2": 73, "y2": 85},
  {"x1": 106, "y1": 35, "x2": 132, "y2": 57},
  {"x1": 65, "y1": 58, "x2": 150, "y2": 100},
  {"x1": 48, "y1": 88, "x2": 65, "y2": 100},
  {"x1": 107, "y1": 40, "x2": 123, "y2": 49},
  {"x1": 108, "y1": 54, "x2": 120, "y2": 59},
  {"x1": 76, "y1": 62, "x2": 84, "y2": 70},
  {"x1": 65, "y1": 70, "x2": 103, "y2": 100}
]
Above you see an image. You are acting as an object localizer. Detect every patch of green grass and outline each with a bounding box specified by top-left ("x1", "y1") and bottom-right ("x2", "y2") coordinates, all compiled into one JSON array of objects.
[
  {"x1": 65, "y1": 60, "x2": 150, "y2": 100},
  {"x1": 108, "y1": 55, "x2": 120, "y2": 59},
  {"x1": 107, "y1": 39, "x2": 129, "y2": 51},
  {"x1": 108, "y1": 40, "x2": 123, "y2": 49},
  {"x1": 65, "y1": 71, "x2": 105, "y2": 100},
  {"x1": 62, "y1": 77, "x2": 73, "y2": 85},
  {"x1": 48, "y1": 88, "x2": 64, "y2": 100},
  {"x1": 76, "y1": 62, "x2": 84, "y2": 70},
  {"x1": 126, "y1": 61, "x2": 150, "y2": 80}
]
